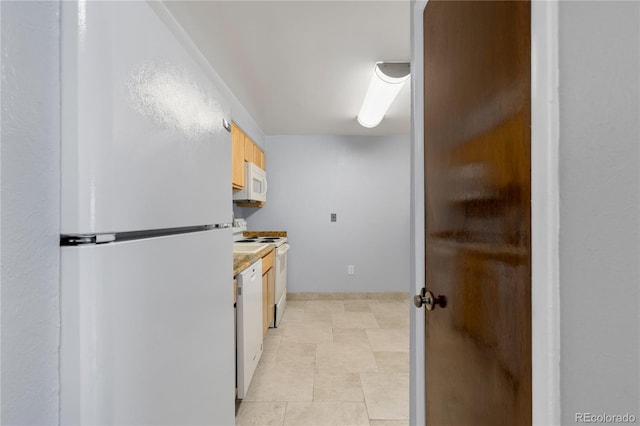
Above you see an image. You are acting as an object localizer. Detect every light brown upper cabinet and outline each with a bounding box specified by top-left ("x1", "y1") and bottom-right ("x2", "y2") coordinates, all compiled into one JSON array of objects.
[
  {"x1": 254, "y1": 145, "x2": 266, "y2": 170},
  {"x1": 243, "y1": 134, "x2": 254, "y2": 164},
  {"x1": 231, "y1": 122, "x2": 266, "y2": 189},
  {"x1": 231, "y1": 123, "x2": 245, "y2": 189}
]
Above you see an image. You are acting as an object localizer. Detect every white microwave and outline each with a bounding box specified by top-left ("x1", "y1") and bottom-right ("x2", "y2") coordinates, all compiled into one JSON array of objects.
[{"x1": 233, "y1": 162, "x2": 267, "y2": 203}]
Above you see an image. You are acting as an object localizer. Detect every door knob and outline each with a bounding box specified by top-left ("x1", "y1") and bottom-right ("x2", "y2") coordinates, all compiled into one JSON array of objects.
[{"x1": 414, "y1": 288, "x2": 447, "y2": 310}]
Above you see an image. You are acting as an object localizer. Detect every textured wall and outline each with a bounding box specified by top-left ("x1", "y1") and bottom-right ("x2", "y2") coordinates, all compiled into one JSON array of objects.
[
  {"x1": 153, "y1": 2, "x2": 265, "y2": 149},
  {"x1": 244, "y1": 134, "x2": 411, "y2": 294},
  {"x1": 1, "y1": 1, "x2": 61, "y2": 424},
  {"x1": 559, "y1": 1, "x2": 640, "y2": 423}
]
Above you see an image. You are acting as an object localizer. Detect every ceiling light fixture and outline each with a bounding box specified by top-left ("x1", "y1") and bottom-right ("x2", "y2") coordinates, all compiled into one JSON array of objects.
[{"x1": 356, "y1": 62, "x2": 410, "y2": 128}]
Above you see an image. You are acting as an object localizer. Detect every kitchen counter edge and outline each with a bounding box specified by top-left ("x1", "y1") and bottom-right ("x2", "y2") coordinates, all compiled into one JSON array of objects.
[{"x1": 233, "y1": 244, "x2": 275, "y2": 277}]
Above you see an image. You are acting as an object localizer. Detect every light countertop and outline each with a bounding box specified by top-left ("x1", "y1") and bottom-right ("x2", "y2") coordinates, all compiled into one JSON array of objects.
[{"x1": 233, "y1": 244, "x2": 275, "y2": 277}]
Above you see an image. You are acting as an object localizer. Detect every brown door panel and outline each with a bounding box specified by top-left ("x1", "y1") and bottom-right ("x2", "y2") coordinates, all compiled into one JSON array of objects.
[{"x1": 423, "y1": 1, "x2": 531, "y2": 424}]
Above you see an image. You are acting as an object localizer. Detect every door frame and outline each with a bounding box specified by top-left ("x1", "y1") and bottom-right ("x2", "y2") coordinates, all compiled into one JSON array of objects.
[{"x1": 408, "y1": 1, "x2": 561, "y2": 424}]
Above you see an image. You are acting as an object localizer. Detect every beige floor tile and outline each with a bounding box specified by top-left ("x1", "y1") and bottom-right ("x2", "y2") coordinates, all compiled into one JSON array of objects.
[
  {"x1": 371, "y1": 311, "x2": 410, "y2": 329},
  {"x1": 270, "y1": 341, "x2": 316, "y2": 368},
  {"x1": 303, "y1": 308, "x2": 333, "y2": 323},
  {"x1": 373, "y1": 351, "x2": 409, "y2": 373},
  {"x1": 267, "y1": 324, "x2": 287, "y2": 337},
  {"x1": 369, "y1": 421, "x2": 409, "y2": 426},
  {"x1": 260, "y1": 333, "x2": 283, "y2": 363},
  {"x1": 269, "y1": 327, "x2": 287, "y2": 338},
  {"x1": 367, "y1": 300, "x2": 408, "y2": 314},
  {"x1": 360, "y1": 373, "x2": 409, "y2": 420},
  {"x1": 280, "y1": 306, "x2": 305, "y2": 324},
  {"x1": 315, "y1": 342, "x2": 378, "y2": 373},
  {"x1": 284, "y1": 402, "x2": 370, "y2": 426},
  {"x1": 332, "y1": 311, "x2": 379, "y2": 329},
  {"x1": 365, "y1": 328, "x2": 409, "y2": 352},
  {"x1": 243, "y1": 365, "x2": 314, "y2": 402},
  {"x1": 235, "y1": 401, "x2": 287, "y2": 426},
  {"x1": 344, "y1": 300, "x2": 372, "y2": 312},
  {"x1": 305, "y1": 300, "x2": 345, "y2": 313},
  {"x1": 332, "y1": 328, "x2": 370, "y2": 345},
  {"x1": 282, "y1": 322, "x2": 333, "y2": 344},
  {"x1": 237, "y1": 296, "x2": 410, "y2": 425},
  {"x1": 287, "y1": 300, "x2": 307, "y2": 309},
  {"x1": 313, "y1": 371, "x2": 364, "y2": 402}
]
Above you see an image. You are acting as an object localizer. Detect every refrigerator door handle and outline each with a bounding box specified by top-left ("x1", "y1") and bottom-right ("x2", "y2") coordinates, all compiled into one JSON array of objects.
[
  {"x1": 61, "y1": 225, "x2": 231, "y2": 246},
  {"x1": 213, "y1": 223, "x2": 233, "y2": 229},
  {"x1": 61, "y1": 233, "x2": 116, "y2": 246}
]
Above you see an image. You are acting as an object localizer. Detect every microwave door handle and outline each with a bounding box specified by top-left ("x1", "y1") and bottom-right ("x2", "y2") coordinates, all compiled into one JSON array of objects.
[{"x1": 263, "y1": 177, "x2": 268, "y2": 195}]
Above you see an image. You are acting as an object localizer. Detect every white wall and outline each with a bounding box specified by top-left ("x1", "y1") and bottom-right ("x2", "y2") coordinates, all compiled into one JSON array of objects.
[
  {"x1": 244, "y1": 134, "x2": 410, "y2": 294},
  {"x1": 0, "y1": 1, "x2": 61, "y2": 424},
  {"x1": 409, "y1": 1, "x2": 426, "y2": 424},
  {"x1": 152, "y1": 2, "x2": 265, "y2": 149},
  {"x1": 559, "y1": 1, "x2": 639, "y2": 423}
]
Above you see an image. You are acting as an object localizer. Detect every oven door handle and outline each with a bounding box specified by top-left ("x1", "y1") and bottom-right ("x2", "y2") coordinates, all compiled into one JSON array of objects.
[{"x1": 277, "y1": 243, "x2": 290, "y2": 255}]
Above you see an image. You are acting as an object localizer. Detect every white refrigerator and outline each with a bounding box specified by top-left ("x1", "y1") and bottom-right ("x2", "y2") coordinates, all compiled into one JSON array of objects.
[{"x1": 59, "y1": 2, "x2": 235, "y2": 424}]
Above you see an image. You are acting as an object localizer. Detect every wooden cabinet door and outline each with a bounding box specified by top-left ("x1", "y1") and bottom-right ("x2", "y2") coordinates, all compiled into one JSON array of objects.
[
  {"x1": 253, "y1": 145, "x2": 265, "y2": 170},
  {"x1": 231, "y1": 123, "x2": 245, "y2": 189},
  {"x1": 422, "y1": 1, "x2": 531, "y2": 425},
  {"x1": 243, "y1": 134, "x2": 254, "y2": 163}
]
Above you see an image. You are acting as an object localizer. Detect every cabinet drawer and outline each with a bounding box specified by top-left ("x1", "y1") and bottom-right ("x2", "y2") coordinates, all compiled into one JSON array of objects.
[{"x1": 262, "y1": 250, "x2": 275, "y2": 272}]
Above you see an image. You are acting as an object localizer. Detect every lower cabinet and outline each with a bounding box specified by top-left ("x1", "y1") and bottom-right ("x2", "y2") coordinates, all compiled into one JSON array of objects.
[{"x1": 262, "y1": 250, "x2": 275, "y2": 336}]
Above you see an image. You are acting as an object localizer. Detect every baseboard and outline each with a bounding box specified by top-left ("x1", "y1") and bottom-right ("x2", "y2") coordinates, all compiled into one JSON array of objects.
[{"x1": 288, "y1": 292, "x2": 409, "y2": 301}]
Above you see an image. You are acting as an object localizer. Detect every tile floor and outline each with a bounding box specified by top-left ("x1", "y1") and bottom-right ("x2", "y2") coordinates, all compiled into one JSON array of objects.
[{"x1": 236, "y1": 297, "x2": 410, "y2": 426}]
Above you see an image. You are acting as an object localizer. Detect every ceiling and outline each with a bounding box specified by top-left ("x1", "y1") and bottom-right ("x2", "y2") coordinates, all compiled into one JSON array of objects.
[{"x1": 164, "y1": 1, "x2": 411, "y2": 136}]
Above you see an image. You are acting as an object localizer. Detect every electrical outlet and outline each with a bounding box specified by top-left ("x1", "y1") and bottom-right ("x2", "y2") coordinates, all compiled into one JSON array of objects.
[
  {"x1": 331, "y1": 213, "x2": 337, "y2": 222},
  {"x1": 348, "y1": 265, "x2": 355, "y2": 275}
]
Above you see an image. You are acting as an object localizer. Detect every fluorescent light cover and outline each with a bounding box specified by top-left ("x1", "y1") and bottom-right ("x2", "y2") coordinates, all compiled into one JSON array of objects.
[{"x1": 357, "y1": 62, "x2": 410, "y2": 128}]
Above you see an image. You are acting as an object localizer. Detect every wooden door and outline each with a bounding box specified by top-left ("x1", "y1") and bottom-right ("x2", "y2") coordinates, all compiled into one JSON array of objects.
[{"x1": 422, "y1": 1, "x2": 531, "y2": 425}]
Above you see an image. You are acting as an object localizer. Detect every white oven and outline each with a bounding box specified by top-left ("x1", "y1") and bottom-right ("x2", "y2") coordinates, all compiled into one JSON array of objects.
[
  {"x1": 233, "y1": 162, "x2": 267, "y2": 203},
  {"x1": 274, "y1": 243, "x2": 289, "y2": 327}
]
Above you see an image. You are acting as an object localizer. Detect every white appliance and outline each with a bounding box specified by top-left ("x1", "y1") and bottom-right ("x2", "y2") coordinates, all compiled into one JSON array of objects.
[
  {"x1": 273, "y1": 242, "x2": 290, "y2": 326},
  {"x1": 233, "y1": 162, "x2": 268, "y2": 203},
  {"x1": 60, "y1": 2, "x2": 235, "y2": 425},
  {"x1": 236, "y1": 260, "x2": 264, "y2": 399},
  {"x1": 232, "y1": 219, "x2": 289, "y2": 327}
]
